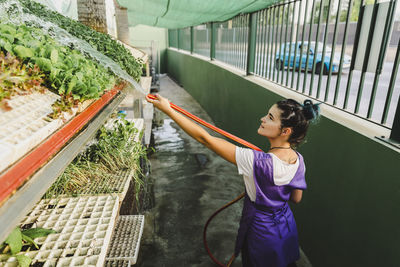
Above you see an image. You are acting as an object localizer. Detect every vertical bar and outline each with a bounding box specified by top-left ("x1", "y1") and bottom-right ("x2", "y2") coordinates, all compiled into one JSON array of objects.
[
  {"x1": 390, "y1": 95, "x2": 400, "y2": 142},
  {"x1": 235, "y1": 16, "x2": 240, "y2": 68},
  {"x1": 223, "y1": 23, "x2": 226, "y2": 62},
  {"x1": 190, "y1": 26, "x2": 194, "y2": 54},
  {"x1": 291, "y1": 0, "x2": 302, "y2": 88},
  {"x1": 324, "y1": 0, "x2": 342, "y2": 102},
  {"x1": 273, "y1": 6, "x2": 280, "y2": 81},
  {"x1": 238, "y1": 17, "x2": 242, "y2": 68},
  {"x1": 344, "y1": 0, "x2": 364, "y2": 109},
  {"x1": 260, "y1": 10, "x2": 265, "y2": 76},
  {"x1": 286, "y1": 1, "x2": 296, "y2": 86},
  {"x1": 302, "y1": 0, "x2": 317, "y2": 93},
  {"x1": 235, "y1": 19, "x2": 238, "y2": 67},
  {"x1": 316, "y1": 0, "x2": 332, "y2": 99},
  {"x1": 256, "y1": 11, "x2": 262, "y2": 75},
  {"x1": 235, "y1": 17, "x2": 240, "y2": 69},
  {"x1": 334, "y1": 0, "x2": 353, "y2": 106},
  {"x1": 382, "y1": 38, "x2": 400, "y2": 125},
  {"x1": 239, "y1": 15, "x2": 246, "y2": 70},
  {"x1": 210, "y1": 22, "x2": 216, "y2": 59},
  {"x1": 247, "y1": 12, "x2": 258, "y2": 75},
  {"x1": 263, "y1": 9, "x2": 269, "y2": 78},
  {"x1": 233, "y1": 19, "x2": 237, "y2": 68},
  {"x1": 243, "y1": 15, "x2": 248, "y2": 70},
  {"x1": 296, "y1": 0, "x2": 310, "y2": 92},
  {"x1": 269, "y1": 7, "x2": 276, "y2": 79},
  {"x1": 277, "y1": 5, "x2": 284, "y2": 83},
  {"x1": 231, "y1": 19, "x2": 235, "y2": 67},
  {"x1": 354, "y1": 0, "x2": 379, "y2": 114},
  {"x1": 368, "y1": 0, "x2": 397, "y2": 119},
  {"x1": 177, "y1": 29, "x2": 181, "y2": 49},
  {"x1": 266, "y1": 8, "x2": 272, "y2": 79},
  {"x1": 309, "y1": 0, "x2": 325, "y2": 96},
  {"x1": 282, "y1": 2, "x2": 290, "y2": 84},
  {"x1": 243, "y1": 14, "x2": 250, "y2": 70}
]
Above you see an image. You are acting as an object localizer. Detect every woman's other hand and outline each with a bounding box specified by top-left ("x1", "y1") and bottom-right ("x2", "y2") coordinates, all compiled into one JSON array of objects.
[{"x1": 145, "y1": 94, "x2": 173, "y2": 115}]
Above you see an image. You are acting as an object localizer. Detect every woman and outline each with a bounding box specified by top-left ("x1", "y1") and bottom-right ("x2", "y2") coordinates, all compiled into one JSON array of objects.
[{"x1": 146, "y1": 94, "x2": 320, "y2": 267}]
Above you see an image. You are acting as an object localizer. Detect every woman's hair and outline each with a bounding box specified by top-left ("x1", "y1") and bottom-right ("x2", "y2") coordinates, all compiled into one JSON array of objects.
[{"x1": 276, "y1": 99, "x2": 320, "y2": 147}]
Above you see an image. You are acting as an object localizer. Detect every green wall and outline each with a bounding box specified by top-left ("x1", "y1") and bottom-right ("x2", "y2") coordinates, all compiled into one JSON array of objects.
[
  {"x1": 166, "y1": 49, "x2": 400, "y2": 267},
  {"x1": 129, "y1": 25, "x2": 168, "y2": 73}
]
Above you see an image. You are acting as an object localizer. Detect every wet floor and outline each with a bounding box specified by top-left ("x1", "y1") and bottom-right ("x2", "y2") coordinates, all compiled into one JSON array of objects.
[
  {"x1": 137, "y1": 76, "x2": 244, "y2": 266},
  {"x1": 136, "y1": 76, "x2": 311, "y2": 267}
]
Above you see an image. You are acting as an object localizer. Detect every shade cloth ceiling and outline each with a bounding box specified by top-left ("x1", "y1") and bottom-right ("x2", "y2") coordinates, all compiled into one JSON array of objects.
[{"x1": 116, "y1": 0, "x2": 282, "y2": 28}]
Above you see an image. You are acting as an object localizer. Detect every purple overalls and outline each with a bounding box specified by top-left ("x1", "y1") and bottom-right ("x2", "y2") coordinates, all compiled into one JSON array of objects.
[{"x1": 235, "y1": 150, "x2": 307, "y2": 267}]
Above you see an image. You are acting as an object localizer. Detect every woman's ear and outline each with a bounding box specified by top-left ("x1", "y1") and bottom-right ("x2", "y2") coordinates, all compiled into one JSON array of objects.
[{"x1": 281, "y1": 127, "x2": 292, "y2": 137}]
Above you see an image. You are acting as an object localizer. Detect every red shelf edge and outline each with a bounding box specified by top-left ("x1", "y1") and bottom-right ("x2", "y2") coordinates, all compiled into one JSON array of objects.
[{"x1": 0, "y1": 84, "x2": 124, "y2": 206}]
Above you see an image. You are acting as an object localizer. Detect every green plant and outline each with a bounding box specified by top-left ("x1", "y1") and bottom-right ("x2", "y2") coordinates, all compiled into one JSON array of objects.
[
  {"x1": 0, "y1": 51, "x2": 45, "y2": 111},
  {"x1": 44, "y1": 116, "x2": 149, "y2": 203},
  {"x1": 18, "y1": 0, "x2": 143, "y2": 82},
  {"x1": 0, "y1": 23, "x2": 116, "y2": 116},
  {"x1": 1, "y1": 227, "x2": 56, "y2": 267}
]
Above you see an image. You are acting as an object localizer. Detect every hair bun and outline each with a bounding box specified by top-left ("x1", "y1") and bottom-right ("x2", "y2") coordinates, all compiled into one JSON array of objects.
[{"x1": 302, "y1": 99, "x2": 320, "y2": 121}]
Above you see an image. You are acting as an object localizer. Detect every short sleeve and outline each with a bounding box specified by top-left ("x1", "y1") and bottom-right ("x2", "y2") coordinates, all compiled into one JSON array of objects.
[
  {"x1": 235, "y1": 146, "x2": 257, "y2": 202},
  {"x1": 288, "y1": 165, "x2": 307, "y2": 190},
  {"x1": 235, "y1": 146, "x2": 254, "y2": 177}
]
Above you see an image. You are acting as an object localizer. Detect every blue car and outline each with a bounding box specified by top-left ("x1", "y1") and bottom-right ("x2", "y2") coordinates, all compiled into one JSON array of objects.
[{"x1": 275, "y1": 41, "x2": 352, "y2": 74}]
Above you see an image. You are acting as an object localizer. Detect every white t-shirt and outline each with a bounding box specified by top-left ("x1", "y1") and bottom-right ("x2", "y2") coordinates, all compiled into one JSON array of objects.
[{"x1": 235, "y1": 146, "x2": 300, "y2": 202}]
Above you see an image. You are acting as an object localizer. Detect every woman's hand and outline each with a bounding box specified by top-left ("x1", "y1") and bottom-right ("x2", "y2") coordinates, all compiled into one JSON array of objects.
[{"x1": 145, "y1": 94, "x2": 173, "y2": 115}]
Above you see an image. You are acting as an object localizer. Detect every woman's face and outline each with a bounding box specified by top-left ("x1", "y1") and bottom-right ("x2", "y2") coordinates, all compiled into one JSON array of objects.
[{"x1": 257, "y1": 104, "x2": 283, "y2": 138}]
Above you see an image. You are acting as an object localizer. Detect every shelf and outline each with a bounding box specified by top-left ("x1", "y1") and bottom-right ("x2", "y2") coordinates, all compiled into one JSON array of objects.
[
  {"x1": 1, "y1": 195, "x2": 119, "y2": 267},
  {"x1": 0, "y1": 84, "x2": 128, "y2": 243}
]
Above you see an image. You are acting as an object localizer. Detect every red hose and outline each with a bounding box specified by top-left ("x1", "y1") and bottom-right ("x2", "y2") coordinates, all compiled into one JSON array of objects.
[
  {"x1": 147, "y1": 94, "x2": 261, "y2": 266},
  {"x1": 147, "y1": 94, "x2": 262, "y2": 151}
]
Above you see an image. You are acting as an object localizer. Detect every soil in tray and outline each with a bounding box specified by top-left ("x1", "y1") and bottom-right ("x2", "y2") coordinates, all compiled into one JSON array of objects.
[
  {"x1": 31, "y1": 262, "x2": 45, "y2": 267},
  {"x1": 21, "y1": 244, "x2": 42, "y2": 251},
  {"x1": 21, "y1": 223, "x2": 34, "y2": 230}
]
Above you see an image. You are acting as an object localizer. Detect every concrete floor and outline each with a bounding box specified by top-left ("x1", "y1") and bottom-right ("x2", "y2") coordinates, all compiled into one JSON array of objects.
[{"x1": 136, "y1": 76, "x2": 312, "y2": 267}]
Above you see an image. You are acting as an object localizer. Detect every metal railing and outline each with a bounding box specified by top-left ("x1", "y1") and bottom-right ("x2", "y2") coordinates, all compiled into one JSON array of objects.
[
  {"x1": 214, "y1": 14, "x2": 250, "y2": 71},
  {"x1": 178, "y1": 28, "x2": 191, "y2": 52},
  {"x1": 193, "y1": 23, "x2": 211, "y2": 57},
  {"x1": 168, "y1": 29, "x2": 178, "y2": 48},
  {"x1": 168, "y1": 0, "x2": 400, "y2": 141}
]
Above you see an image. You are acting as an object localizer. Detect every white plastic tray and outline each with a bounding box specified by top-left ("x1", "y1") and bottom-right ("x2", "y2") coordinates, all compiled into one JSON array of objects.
[
  {"x1": 106, "y1": 215, "x2": 145, "y2": 264},
  {"x1": 78, "y1": 169, "x2": 133, "y2": 201},
  {"x1": 0, "y1": 92, "x2": 62, "y2": 173},
  {"x1": 0, "y1": 195, "x2": 119, "y2": 267}
]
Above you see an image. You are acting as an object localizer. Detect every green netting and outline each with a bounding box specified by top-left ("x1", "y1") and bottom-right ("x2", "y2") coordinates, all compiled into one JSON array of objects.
[{"x1": 116, "y1": 0, "x2": 282, "y2": 29}]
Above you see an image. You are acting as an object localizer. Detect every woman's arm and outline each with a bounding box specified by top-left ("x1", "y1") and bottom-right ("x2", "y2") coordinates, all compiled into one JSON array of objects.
[
  {"x1": 290, "y1": 189, "x2": 303, "y2": 204},
  {"x1": 146, "y1": 94, "x2": 237, "y2": 165}
]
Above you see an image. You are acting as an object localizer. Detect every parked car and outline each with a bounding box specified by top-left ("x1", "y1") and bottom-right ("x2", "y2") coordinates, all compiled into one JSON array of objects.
[{"x1": 275, "y1": 41, "x2": 352, "y2": 74}]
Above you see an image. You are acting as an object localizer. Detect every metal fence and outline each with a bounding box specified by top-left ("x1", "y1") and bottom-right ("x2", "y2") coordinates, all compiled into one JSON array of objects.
[
  {"x1": 168, "y1": 29, "x2": 178, "y2": 48},
  {"x1": 168, "y1": 0, "x2": 400, "y2": 140},
  {"x1": 193, "y1": 23, "x2": 211, "y2": 57},
  {"x1": 214, "y1": 14, "x2": 250, "y2": 71},
  {"x1": 178, "y1": 27, "x2": 191, "y2": 52}
]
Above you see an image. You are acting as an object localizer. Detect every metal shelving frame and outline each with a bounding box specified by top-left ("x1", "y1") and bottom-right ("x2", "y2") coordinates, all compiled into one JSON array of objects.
[{"x1": 0, "y1": 84, "x2": 130, "y2": 242}]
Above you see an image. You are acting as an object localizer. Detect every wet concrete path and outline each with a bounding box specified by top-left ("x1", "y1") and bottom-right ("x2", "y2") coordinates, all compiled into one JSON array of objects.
[{"x1": 137, "y1": 76, "x2": 244, "y2": 266}]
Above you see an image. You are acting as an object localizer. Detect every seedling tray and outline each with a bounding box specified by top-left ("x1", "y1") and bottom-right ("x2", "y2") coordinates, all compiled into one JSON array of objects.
[
  {"x1": 106, "y1": 215, "x2": 145, "y2": 264},
  {"x1": 78, "y1": 169, "x2": 133, "y2": 200},
  {"x1": 0, "y1": 195, "x2": 119, "y2": 267},
  {"x1": 104, "y1": 259, "x2": 131, "y2": 267},
  {"x1": 0, "y1": 92, "x2": 61, "y2": 173}
]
